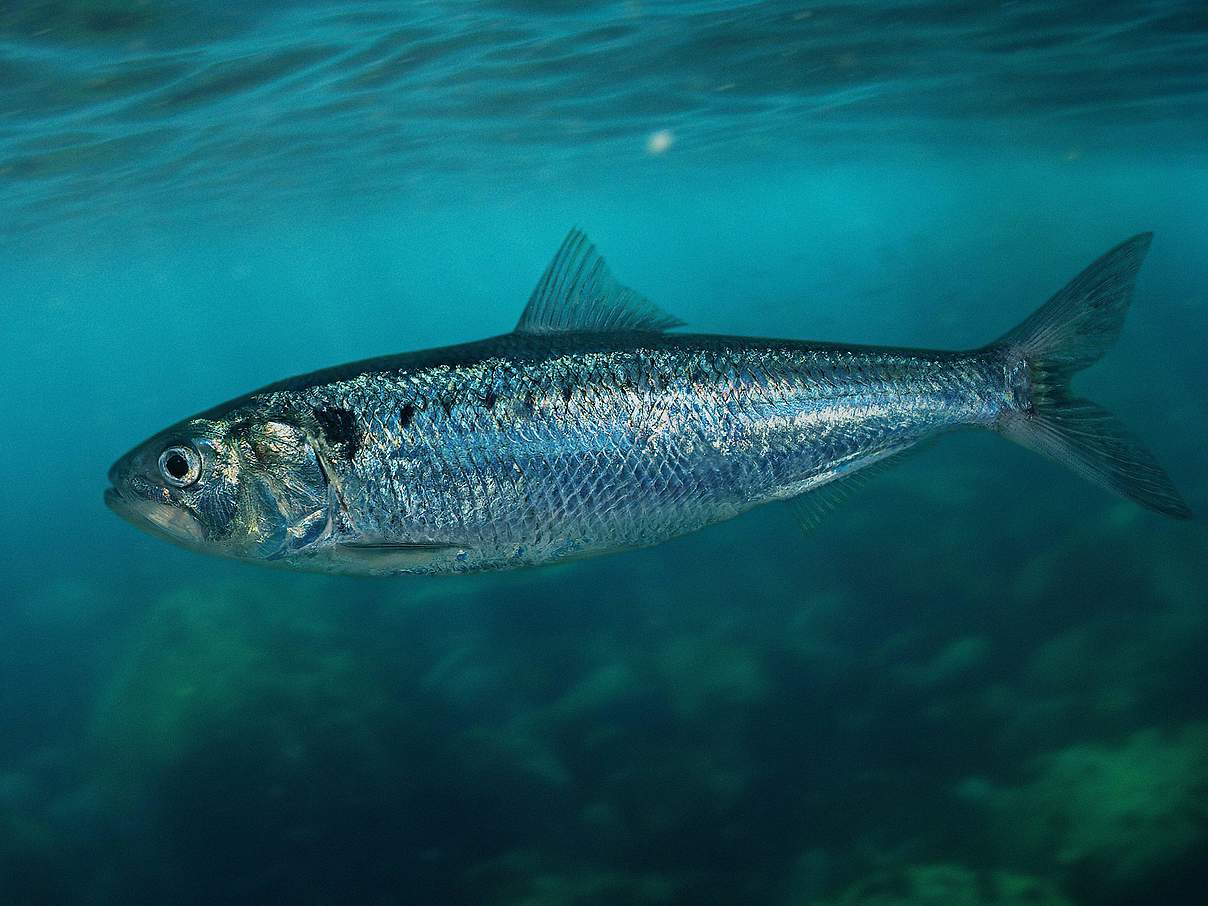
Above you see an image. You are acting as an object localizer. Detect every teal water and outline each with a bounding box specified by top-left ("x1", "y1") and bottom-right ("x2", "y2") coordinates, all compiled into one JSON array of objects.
[{"x1": 2, "y1": 2, "x2": 1207, "y2": 903}]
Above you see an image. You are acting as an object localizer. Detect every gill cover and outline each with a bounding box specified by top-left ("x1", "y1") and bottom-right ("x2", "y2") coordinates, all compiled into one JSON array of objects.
[{"x1": 234, "y1": 420, "x2": 333, "y2": 558}]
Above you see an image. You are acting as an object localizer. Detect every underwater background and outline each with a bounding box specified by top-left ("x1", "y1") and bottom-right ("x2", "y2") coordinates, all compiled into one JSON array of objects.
[{"x1": 2, "y1": 1, "x2": 1207, "y2": 903}]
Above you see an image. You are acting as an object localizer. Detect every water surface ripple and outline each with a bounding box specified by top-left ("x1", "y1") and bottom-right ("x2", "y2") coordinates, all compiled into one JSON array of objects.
[{"x1": 2, "y1": 1, "x2": 1208, "y2": 235}]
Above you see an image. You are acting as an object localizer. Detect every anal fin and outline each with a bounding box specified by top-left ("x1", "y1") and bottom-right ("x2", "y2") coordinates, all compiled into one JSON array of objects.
[
  {"x1": 789, "y1": 472, "x2": 869, "y2": 534},
  {"x1": 786, "y1": 442, "x2": 925, "y2": 534}
]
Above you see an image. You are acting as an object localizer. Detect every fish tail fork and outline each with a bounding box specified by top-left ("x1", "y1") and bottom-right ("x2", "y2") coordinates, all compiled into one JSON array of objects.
[{"x1": 988, "y1": 233, "x2": 1191, "y2": 519}]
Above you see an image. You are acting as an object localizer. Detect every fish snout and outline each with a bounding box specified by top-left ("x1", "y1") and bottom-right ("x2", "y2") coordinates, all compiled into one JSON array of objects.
[{"x1": 106, "y1": 453, "x2": 133, "y2": 511}]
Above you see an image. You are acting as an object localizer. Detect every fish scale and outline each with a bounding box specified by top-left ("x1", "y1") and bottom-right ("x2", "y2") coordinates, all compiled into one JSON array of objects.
[{"x1": 271, "y1": 338, "x2": 1002, "y2": 572}]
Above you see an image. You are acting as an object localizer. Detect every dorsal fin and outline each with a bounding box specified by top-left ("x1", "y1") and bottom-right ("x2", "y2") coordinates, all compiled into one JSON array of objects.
[{"x1": 514, "y1": 228, "x2": 684, "y2": 334}]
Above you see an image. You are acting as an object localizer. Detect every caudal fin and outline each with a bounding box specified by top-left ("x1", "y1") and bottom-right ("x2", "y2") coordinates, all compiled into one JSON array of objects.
[{"x1": 992, "y1": 233, "x2": 1191, "y2": 519}]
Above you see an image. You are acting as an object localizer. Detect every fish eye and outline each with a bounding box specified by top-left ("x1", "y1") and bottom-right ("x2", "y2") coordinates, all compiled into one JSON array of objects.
[{"x1": 158, "y1": 445, "x2": 201, "y2": 487}]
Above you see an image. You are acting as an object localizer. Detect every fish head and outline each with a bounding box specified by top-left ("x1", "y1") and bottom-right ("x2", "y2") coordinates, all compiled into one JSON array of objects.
[{"x1": 106, "y1": 414, "x2": 332, "y2": 563}]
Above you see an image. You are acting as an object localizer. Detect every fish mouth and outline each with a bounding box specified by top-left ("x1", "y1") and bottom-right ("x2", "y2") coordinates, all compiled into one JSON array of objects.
[{"x1": 105, "y1": 485, "x2": 206, "y2": 547}]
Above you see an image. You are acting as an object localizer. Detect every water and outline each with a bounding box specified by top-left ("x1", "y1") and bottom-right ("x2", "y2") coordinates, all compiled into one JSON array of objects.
[{"x1": 2, "y1": 2, "x2": 1206, "y2": 903}]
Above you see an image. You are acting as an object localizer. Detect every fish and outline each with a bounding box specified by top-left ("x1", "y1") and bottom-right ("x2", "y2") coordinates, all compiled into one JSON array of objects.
[{"x1": 106, "y1": 229, "x2": 1191, "y2": 575}]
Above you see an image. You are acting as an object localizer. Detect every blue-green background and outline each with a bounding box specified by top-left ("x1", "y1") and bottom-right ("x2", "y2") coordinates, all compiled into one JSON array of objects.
[{"x1": 2, "y1": 2, "x2": 1206, "y2": 904}]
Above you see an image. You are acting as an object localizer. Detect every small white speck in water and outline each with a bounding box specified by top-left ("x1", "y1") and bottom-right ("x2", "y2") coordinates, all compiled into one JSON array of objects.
[{"x1": 645, "y1": 129, "x2": 674, "y2": 155}]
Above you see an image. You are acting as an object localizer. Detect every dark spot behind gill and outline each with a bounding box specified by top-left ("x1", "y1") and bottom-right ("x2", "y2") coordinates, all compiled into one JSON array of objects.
[
  {"x1": 400, "y1": 403, "x2": 415, "y2": 429},
  {"x1": 312, "y1": 406, "x2": 361, "y2": 459}
]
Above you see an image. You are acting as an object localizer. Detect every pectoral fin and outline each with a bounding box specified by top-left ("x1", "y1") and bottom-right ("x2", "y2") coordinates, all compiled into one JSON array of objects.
[{"x1": 335, "y1": 541, "x2": 466, "y2": 572}]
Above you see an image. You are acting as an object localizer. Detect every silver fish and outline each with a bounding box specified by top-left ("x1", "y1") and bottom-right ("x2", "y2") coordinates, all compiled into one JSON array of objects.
[{"x1": 106, "y1": 230, "x2": 1190, "y2": 575}]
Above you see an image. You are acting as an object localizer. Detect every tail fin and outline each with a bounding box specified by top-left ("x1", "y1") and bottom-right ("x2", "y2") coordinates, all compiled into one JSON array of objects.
[{"x1": 992, "y1": 233, "x2": 1191, "y2": 519}]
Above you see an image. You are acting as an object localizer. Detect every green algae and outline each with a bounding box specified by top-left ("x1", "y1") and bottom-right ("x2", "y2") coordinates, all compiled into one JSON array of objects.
[
  {"x1": 92, "y1": 581, "x2": 398, "y2": 786},
  {"x1": 814, "y1": 863, "x2": 1073, "y2": 906},
  {"x1": 0, "y1": 806, "x2": 68, "y2": 904},
  {"x1": 992, "y1": 724, "x2": 1208, "y2": 885}
]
